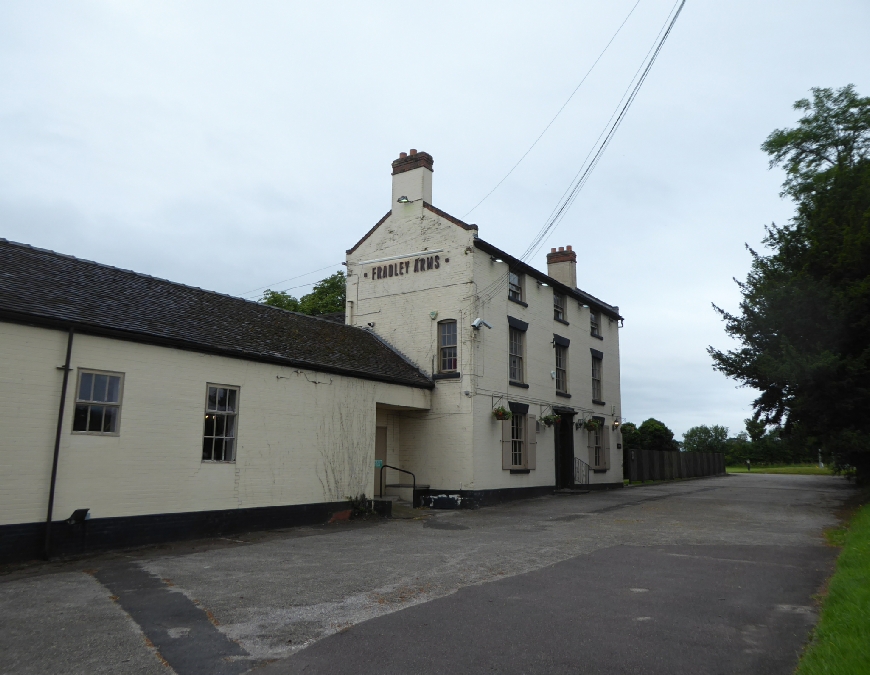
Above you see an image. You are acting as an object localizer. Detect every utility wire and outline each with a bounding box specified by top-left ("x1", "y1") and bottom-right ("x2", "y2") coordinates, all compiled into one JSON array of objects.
[
  {"x1": 472, "y1": 0, "x2": 687, "y2": 307},
  {"x1": 240, "y1": 262, "x2": 344, "y2": 299},
  {"x1": 463, "y1": 0, "x2": 643, "y2": 218}
]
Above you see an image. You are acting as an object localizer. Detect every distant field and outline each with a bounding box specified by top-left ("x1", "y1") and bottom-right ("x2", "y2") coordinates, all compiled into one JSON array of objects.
[{"x1": 726, "y1": 464, "x2": 833, "y2": 475}]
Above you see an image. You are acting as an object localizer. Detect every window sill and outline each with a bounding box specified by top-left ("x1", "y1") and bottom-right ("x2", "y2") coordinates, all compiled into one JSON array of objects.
[
  {"x1": 591, "y1": 333, "x2": 603, "y2": 340},
  {"x1": 433, "y1": 372, "x2": 460, "y2": 380},
  {"x1": 509, "y1": 380, "x2": 530, "y2": 389},
  {"x1": 554, "y1": 317, "x2": 570, "y2": 326},
  {"x1": 592, "y1": 399, "x2": 606, "y2": 406},
  {"x1": 508, "y1": 297, "x2": 529, "y2": 308},
  {"x1": 592, "y1": 468, "x2": 608, "y2": 474},
  {"x1": 556, "y1": 391, "x2": 572, "y2": 398},
  {"x1": 71, "y1": 431, "x2": 121, "y2": 437},
  {"x1": 509, "y1": 469, "x2": 531, "y2": 474},
  {"x1": 201, "y1": 460, "x2": 237, "y2": 465}
]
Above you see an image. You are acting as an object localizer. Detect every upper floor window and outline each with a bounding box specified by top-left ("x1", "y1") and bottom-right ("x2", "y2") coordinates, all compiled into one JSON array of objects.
[
  {"x1": 554, "y1": 293, "x2": 565, "y2": 321},
  {"x1": 508, "y1": 270, "x2": 523, "y2": 303},
  {"x1": 203, "y1": 385, "x2": 239, "y2": 462},
  {"x1": 590, "y1": 310, "x2": 600, "y2": 337},
  {"x1": 509, "y1": 327, "x2": 524, "y2": 383},
  {"x1": 438, "y1": 320, "x2": 458, "y2": 372},
  {"x1": 73, "y1": 370, "x2": 123, "y2": 434},
  {"x1": 555, "y1": 345, "x2": 568, "y2": 393},
  {"x1": 591, "y1": 356, "x2": 603, "y2": 401}
]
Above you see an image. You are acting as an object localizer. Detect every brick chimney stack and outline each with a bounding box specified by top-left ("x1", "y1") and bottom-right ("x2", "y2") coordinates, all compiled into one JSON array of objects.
[
  {"x1": 391, "y1": 149, "x2": 433, "y2": 207},
  {"x1": 546, "y1": 246, "x2": 577, "y2": 288}
]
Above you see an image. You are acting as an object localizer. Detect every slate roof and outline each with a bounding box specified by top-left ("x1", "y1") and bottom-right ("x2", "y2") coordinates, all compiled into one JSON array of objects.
[{"x1": 0, "y1": 239, "x2": 433, "y2": 389}]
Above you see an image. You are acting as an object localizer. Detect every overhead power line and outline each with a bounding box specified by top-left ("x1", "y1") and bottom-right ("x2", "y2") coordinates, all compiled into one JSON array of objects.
[
  {"x1": 475, "y1": 0, "x2": 687, "y2": 307},
  {"x1": 463, "y1": 0, "x2": 643, "y2": 218},
  {"x1": 240, "y1": 262, "x2": 344, "y2": 299}
]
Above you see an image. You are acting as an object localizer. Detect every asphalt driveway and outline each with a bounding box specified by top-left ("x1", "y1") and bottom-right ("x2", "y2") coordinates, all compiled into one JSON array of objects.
[{"x1": 0, "y1": 474, "x2": 852, "y2": 674}]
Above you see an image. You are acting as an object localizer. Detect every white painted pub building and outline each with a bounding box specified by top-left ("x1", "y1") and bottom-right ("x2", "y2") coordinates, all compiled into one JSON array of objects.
[{"x1": 0, "y1": 150, "x2": 623, "y2": 562}]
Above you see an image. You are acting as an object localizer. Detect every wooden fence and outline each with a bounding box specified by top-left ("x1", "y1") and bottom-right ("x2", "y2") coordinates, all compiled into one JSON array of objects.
[{"x1": 623, "y1": 449, "x2": 725, "y2": 483}]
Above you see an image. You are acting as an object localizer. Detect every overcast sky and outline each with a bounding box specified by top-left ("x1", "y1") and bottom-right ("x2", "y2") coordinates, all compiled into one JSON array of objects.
[{"x1": 2, "y1": 1, "x2": 868, "y2": 438}]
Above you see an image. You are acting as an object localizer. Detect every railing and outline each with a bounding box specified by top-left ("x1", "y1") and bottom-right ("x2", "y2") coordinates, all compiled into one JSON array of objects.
[
  {"x1": 379, "y1": 465, "x2": 423, "y2": 506},
  {"x1": 574, "y1": 457, "x2": 590, "y2": 486}
]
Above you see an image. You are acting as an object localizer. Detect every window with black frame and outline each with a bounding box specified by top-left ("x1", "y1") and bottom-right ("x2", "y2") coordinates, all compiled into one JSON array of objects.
[
  {"x1": 438, "y1": 320, "x2": 457, "y2": 372},
  {"x1": 203, "y1": 385, "x2": 239, "y2": 462},
  {"x1": 590, "y1": 310, "x2": 600, "y2": 337}
]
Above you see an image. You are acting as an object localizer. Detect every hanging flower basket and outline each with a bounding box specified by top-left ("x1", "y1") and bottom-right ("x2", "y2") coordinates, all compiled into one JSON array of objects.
[
  {"x1": 583, "y1": 418, "x2": 600, "y2": 432},
  {"x1": 541, "y1": 414, "x2": 559, "y2": 427},
  {"x1": 493, "y1": 406, "x2": 512, "y2": 421}
]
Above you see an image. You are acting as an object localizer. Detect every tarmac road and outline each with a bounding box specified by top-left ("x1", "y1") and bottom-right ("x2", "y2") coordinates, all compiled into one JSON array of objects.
[{"x1": 0, "y1": 474, "x2": 852, "y2": 675}]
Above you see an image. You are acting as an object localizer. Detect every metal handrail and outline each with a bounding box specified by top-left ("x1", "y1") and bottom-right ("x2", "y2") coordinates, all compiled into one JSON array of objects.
[
  {"x1": 574, "y1": 457, "x2": 590, "y2": 486},
  {"x1": 379, "y1": 464, "x2": 417, "y2": 498}
]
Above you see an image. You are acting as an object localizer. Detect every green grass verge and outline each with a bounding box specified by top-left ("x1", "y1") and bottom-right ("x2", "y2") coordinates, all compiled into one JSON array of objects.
[
  {"x1": 726, "y1": 464, "x2": 833, "y2": 475},
  {"x1": 796, "y1": 502, "x2": 870, "y2": 674}
]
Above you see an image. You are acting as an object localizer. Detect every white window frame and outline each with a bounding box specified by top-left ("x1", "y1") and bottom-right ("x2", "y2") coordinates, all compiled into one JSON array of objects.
[
  {"x1": 438, "y1": 320, "x2": 458, "y2": 373},
  {"x1": 555, "y1": 344, "x2": 568, "y2": 393},
  {"x1": 203, "y1": 384, "x2": 240, "y2": 463},
  {"x1": 590, "y1": 310, "x2": 600, "y2": 337},
  {"x1": 72, "y1": 369, "x2": 124, "y2": 436},
  {"x1": 511, "y1": 414, "x2": 524, "y2": 468},
  {"x1": 592, "y1": 356, "x2": 603, "y2": 401},
  {"x1": 508, "y1": 270, "x2": 524, "y2": 303},
  {"x1": 553, "y1": 293, "x2": 565, "y2": 321},
  {"x1": 509, "y1": 327, "x2": 524, "y2": 383},
  {"x1": 589, "y1": 420, "x2": 603, "y2": 468}
]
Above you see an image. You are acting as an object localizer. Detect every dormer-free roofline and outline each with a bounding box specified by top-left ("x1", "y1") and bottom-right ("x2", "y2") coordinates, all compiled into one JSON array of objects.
[
  {"x1": 345, "y1": 202, "x2": 478, "y2": 255},
  {"x1": 472, "y1": 238, "x2": 622, "y2": 321}
]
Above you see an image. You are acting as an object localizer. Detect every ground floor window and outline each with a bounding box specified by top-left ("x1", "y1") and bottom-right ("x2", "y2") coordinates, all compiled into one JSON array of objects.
[
  {"x1": 588, "y1": 417, "x2": 608, "y2": 469},
  {"x1": 203, "y1": 384, "x2": 239, "y2": 462},
  {"x1": 511, "y1": 414, "x2": 524, "y2": 467},
  {"x1": 73, "y1": 370, "x2": 124, "y2": 435},
  {"x1": 501, "y1": 409, "x2": 537, "y2": 470}
]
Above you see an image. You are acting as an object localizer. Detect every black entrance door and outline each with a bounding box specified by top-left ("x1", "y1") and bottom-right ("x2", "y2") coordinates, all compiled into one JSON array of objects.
[{"x1": 554, "y1": 413, "x2": 575, "y2": 489}]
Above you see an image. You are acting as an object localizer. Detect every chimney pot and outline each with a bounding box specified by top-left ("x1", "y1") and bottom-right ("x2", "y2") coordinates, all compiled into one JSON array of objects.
[
  {"x1": 550, "y1": 248, "x2": 556, "y2": 253},
  {"x1": 546, "y1": 244, "x2": 577, "y2": 288},
  {"x1": 566, "y1": 245, "x2": 572, "y2": 251},
  {"x1": 391, "y1": 150, "x2": 434, "y2": 204}
]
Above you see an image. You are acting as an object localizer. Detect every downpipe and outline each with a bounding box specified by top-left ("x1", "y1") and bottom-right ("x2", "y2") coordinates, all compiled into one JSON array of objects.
[{"x1": 44, "y1": 327, "x2": 74, "y2": 560}]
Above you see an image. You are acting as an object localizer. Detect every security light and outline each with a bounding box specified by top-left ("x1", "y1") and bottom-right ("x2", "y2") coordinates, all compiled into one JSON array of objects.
[
  {"x1": 490, "y1": 256, "x2": 503, "y2": 263},
  {"x1": 397, "y1": 196, "x2": 410, "y2": 203}
]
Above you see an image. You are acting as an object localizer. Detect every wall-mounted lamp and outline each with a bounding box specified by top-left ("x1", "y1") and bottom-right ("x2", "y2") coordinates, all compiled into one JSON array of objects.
[
  {"x1": 490, "y1": 256, "x2": 504, "y2": 263},
  {"x1": 537, "y1": 281, "x2": 549, "y2": 287},
  {"x1": 612, "y1": 420, "x2": 621, "y2": 430},
  {"x1": 397, "y1": 196, "x2": 411, "y2": 203},
  {"x1": 581, "y1": 304, "x2": 590, "y2": 309}
]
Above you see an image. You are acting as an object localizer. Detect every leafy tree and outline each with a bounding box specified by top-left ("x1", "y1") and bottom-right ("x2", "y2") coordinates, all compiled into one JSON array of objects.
[
  {"x1": 638, "y1": 418, "x2": 679, "y2": 452},
  {"x1": 709, "y1": 85, "x2": 870, "y2": 482},
  {"x1": 261, "y1": 271, "x2": 346, "y2": 316},
  {"x1": 621, "y1": 422, "x2": 642, "y2": 450},
  {"x1": 682, "y1": 425, "x2": 729, "y2": 454}
]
